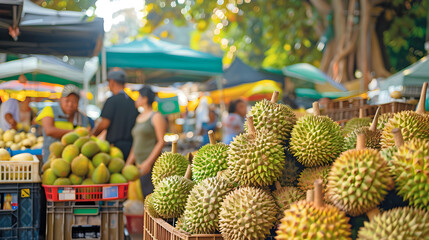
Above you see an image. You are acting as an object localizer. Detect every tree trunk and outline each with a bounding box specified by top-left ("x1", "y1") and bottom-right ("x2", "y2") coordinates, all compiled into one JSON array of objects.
[{"x1": 359, "y1": 0, "x2": 371, "y2": 91}]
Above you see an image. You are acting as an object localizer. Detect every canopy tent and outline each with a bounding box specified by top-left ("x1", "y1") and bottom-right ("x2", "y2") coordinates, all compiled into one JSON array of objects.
[
  {"x1": 0, "y1": 0, "x2": 103, "y2": 57},
  {"x1": 104, "y1": 37, "x2": 223, "y2": 84},
  {"x1": 0, "y1": 80, "x2": 63, "y2": 92},
  {"x1": 295, "y1": 88, "x2": 360, "y2": 99}
]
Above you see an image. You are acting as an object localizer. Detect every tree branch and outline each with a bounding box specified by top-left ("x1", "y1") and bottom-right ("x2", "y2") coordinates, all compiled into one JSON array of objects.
[{"x1": 310, "y1": 0, "x2": 332, "y2": 16}]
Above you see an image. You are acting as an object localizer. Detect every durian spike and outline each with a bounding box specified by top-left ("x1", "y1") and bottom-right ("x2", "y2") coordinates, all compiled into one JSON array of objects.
[
  {"x1": 306, "y1": 189, "x2": 314, "y2": 203},
  {"x1": 275, "y1": 181, "x2": 282, "y2": 190},
  {"x1": 356, "y1": 133, "x2": 366, "y2": 150},
  {"x1": 391, "y1": 128, "x2": 404, "y2": 147},
  {"x1": 366, "y1": 208, "x2": 380, "y2": 221},
  {"x1": 184, "y1": 165, "x2": 192, "y2": 180},
  {"x1": 247, "y1": 116, "x2": 256, "y2": 137},
  {"x1": 416, "y1": 82, "x2": 428, "y2": 114},
  {"x1": 359, "y1": 108, "x2": 364, "y2": 118},
  {"x1": 314, "y1": 179, "x2": 324, "y2": 208},
  {"x1": 208, "y1": 130, "x2": 216, "y2": 145},
  {"x1": 172, "y1": 141, "x2": 177, "y2": 153},
  {"x1": 369, "y1": 107, "x2": 381, "y2": 132},
  {"x1": 312, "y1": 102, "x2": 320, "y2": 116},
  {"x1": 271, "y1": 91, "x2": 279, "y2": 103}
]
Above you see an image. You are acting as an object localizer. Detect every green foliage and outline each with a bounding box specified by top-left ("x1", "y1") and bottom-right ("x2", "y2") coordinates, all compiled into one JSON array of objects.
[{"x1": 35, "y1": 0, "x2": 96, "y2": 12}]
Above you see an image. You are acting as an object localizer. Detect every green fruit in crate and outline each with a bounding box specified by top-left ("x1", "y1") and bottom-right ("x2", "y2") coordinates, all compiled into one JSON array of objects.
[
  {"x1": 297, "y1": 166, "x2": 330, "y2": 193},
  {"x1": 357, "y1": 207, "x2": 429, "y2": 240},
  {"x1": 380, "y1": 111, "x2": 429, "y2": 148},
  {"x1": 290, "y1": 107, "x2": 344, "y2": 167},
  {"x1": 51, "y1": 159, "x2": 70, "y2": 177},
  {"x1": 53, "y1": 177, "x2": 72, "y2": 185},
  {"x1": 74, "y1": 127, "x2": 89, "y2": 137},
  {"x1": 0, "y1": 149, "x2": 10, "y2": 160},
  {"x1": 152, "y1": 175, "x2": 194, "y2": 218},
  {"x1": 180, "y1": 176, "x2": 234, "y2": 234},
  {"x1": 69, "y1": 173, "x2": 83, "y2": 185},
  {"x1": 62, "y1": 144, "x2": 80, "y2": 163},
  {"x1": 2, "y1": 130, "x2": 14, "y2": 142},
  {"x1": 326, "y1": 149, "x2": 393, "y2": 216},
  {"x1": 73, "y1": 136, "x2": 90, "y2": 150},
  {"x1": 152, "y1": 152, "x2": 188, "y2": 187},
  {"x1": 342, "y1": 117, "x2": 372, "y2": 136},
  {"x1": 82, "y1": 178, "x2": 94, "y2": 185},
  {"x1": 10, "y1": 153, "x2": 33, "y2": 161},
  {"x1": 219, "y1": 186, "x2": 277, "y2": 240},
  {"x1": 49, "y1": 141, "x2": 64, "y2": 158},
  {"x1": 92, "y1": 152, "x2": 111, "y2": 167},
  {"x1": 42, "y1": 169, "x2": 57, "y2": 185},
  {"x1": 122, "y1": 165, "x2": 140, "y2": 181},
  {"x1": 110, "y1": 173, "x2": 127, "y2": 183},
  {"x1": 244, "y1": 93, "x2": 297, "y2": 144},
  {"x1": 81, "y1": 141, "x2": 100, "y2": 158},
  {"x1": 144, "y1": 193, "x2": 161, "y2": 218},
  {"x1": 390, "y1": 138, "x2": 429, "y2": 210},
  {"x1": 276, "y1": 200, "x2": 352, "y2": 240},
  {"x1": 87, "y1": 161, "x2": 95, "y2": 178},
  {"x1": 71, "y1": 154, "x2": 90, "y2": 177},
  {"x1": 110, "y1": 146, "x2": 123, "y2": 159},
  {"x1": 192, "y1": 136, "x2": 229, "y2": 183},
  {"x1": 96, "y1": 139, "x2": 110, "y2": 153},
  {"x1": 108, "y1": 157, "x2": 125, "y2": 173},
  {"x1": 377, "y1": 113, "x2": 394, "y2": 130},
  {"x1": 228, "y1": 117, "x2": 285, "y2": 187},
  {"x1": 92, "y1": 163, "x2": 110, "y2": 184},
  {"x1": 272, "y1": 184, "x2": 305, "y2": 221},
  {"x1": 61, "y1": 132, "x2": 79, "y2": 145}
]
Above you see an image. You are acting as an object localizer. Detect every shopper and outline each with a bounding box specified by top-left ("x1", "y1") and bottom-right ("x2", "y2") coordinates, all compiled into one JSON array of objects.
[
  {"x1": 0, "y1": 97, "x2": 20, "y2": 130},
  {"x1": 126, "y1": 86, "x2": 166, "y2": 198},
  {"x1": 92, "y1": 68, "x2": 139, "y2": 160},
  {"x1": 36, "y1": 85, "x2": 89, "y2": 162},
  {"x1": 222, "y1": 99, "x2": 247, "y2": 144},
  {"x1": 200, "y1": 109, "x2": 217, "y2": 146}
]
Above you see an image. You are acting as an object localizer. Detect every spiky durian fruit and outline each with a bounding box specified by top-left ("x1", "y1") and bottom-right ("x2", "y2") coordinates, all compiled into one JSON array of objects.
[
  {"x1": 377, "y1": 113, "x2": 394, "y2": 130},
  {"x1": 278, "y1": 152, "x2": 300, "y2": 187},
  {"x1": 192, "y1": 131, "x2": 229, "y2": 183},
  {"x1": 342, "y1": 117, "x2": 372, "y2": 136},
  {"x1": 380, "y1": 146, "x2": 397, "y2": 165},
  {"x1": 228, "y1": 117, "x2": 285, "y2": 187},
  {"x1": 179, "y1": 176, "x2": 234, "y2": 234},
  {"x1": 390, "y1": 138, "x2": 429, "y2": 210},
  {"x1": 297, "y1": 166, "x2": 330, "y2": 193},
  {"x1": 244, "y1": 91, "x2": 297, "y2": 144},
  {"x1": 358, "y1": 207, "x2": 429, "y2": 240},
  {"x1": 290, "y1": 103, "x2": 344, "y2": 167},
  {"x1": 152, "y1": 175, "x2": 195, "y2": 218},
  {"x1": 380, "y1": 111, "x2": 429, "y2": 148},
  {"x1": 326, "y1": 149, "x2": 393, "y2": 216},
  {"x1": 344, "y1": 127, "x2": 381, "y2": 151},
  {"x1": 276, "y1": 200, "x2": 352, "y2": 240},
  {"x1": 151, "y1": 151, "x2": 189, "y2": 187},
  {"x1": 219, "y1": 186, "x2": 278, "y2": 240},
  {"x1": 272, "y1": 183, "x2": 305, "y2": 220},
  {"x1": 144, "y1": 193, "x2": 160, "y2": 218}
]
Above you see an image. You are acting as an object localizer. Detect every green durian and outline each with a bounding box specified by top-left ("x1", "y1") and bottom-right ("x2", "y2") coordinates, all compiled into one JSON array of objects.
[
  {"x1": 278, "y1": 149, "x2": 300, "y2": 187},
  {"x1": 144, "y1": 193, "x2": 160, "y2": 218},
  {"x1": 297, "y1": 166, "x2": 330, "y2": 193},
  {"x1": 273, "y1": 182, "x2": 305, "y2": 221},
  {"x1": 151, "y1": 143, "x2": 189, "y2": 187},
  {"x1": 377, "y1": 113, "x2": 394, "y2": 130},
  {"x1": 344, "y1": 108, "x2": 382, "y2": 151},
  {"x1": 342, "y1": 117, "x2": 371, "y2": 136}
]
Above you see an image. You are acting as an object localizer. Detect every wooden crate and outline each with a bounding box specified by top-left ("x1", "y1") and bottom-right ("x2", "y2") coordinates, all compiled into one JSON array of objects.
[{"x1": 143, "y1": 209, "x2": 223, "y2": 240}]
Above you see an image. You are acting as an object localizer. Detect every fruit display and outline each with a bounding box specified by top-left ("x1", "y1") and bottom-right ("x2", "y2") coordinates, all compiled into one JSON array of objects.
[
  {"x1": 0, "y1": 129, "x2": 43, "y2": 150},
  {"x1": 342, "y1": 108, "x2": 372, "y2": 136},
  {"x1": 41, "y1": 127, "x2": 137, "y2": 185}
]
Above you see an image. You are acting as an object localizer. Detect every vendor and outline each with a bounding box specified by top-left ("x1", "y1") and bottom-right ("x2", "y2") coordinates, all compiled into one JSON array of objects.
[
  {"x1": 0, "y1": 97, "x2": 20, "y2": 130},
  {"x1": 36, "y1": 85, "x2": 89, "y2": 162}
]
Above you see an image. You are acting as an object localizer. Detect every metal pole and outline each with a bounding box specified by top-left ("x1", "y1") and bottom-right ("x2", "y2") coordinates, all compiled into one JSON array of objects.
[
  {"x1": 96, "y1": 68, "x2": 100, "y2": 106},
  {"x1": 101, "y1": 47, "x2": 107, "y2": 82}
]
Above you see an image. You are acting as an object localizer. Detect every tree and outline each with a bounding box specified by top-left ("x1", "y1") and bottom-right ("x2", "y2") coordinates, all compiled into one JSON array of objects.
[
  {"x1": 142, "y1": 0, "x2": 427, "y2": 90},
  {"x1": 32, "y1": 0, "x2": 96, "y2": 12}
]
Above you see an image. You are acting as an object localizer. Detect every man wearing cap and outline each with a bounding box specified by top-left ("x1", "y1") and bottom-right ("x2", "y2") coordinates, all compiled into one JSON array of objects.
[
  {"x1": 36, "y1": 84, "x2": 90, "y2": 162},
  {"x1": 92, "y1": 68, "x2": 139, "y2": 160}
]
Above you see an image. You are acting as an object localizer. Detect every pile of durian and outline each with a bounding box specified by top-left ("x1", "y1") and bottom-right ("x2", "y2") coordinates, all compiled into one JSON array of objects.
[{"x1": 145, "y1": 83, "x2": 429, "y2": 240}]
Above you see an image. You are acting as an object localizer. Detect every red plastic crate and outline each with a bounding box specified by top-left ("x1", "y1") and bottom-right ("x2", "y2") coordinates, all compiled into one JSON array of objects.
[
  {"x1": 42, "y1": 183, "x2": 128, "y2": 202},
  {"x1": 126, "y1": 214, "x2": 144, "y2": 234}
]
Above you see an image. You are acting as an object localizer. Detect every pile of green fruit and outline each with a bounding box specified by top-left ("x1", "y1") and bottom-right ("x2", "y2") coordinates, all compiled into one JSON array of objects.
[
  {"x1": 143, "y1": 83, "x2": 429, "y2": 240},
  {"x1": 0, "y1": 129, "x2": 43, "y2": 150},
  {"x1": 41, "y1": 127, "x2": 139, "y2": 186}
]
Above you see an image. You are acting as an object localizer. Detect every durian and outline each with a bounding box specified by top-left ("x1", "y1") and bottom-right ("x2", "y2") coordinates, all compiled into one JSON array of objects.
[
  {"x1": 326, "y1": 133, "x2": 393, "y2": 216},
  {"x1": 151, "y1": 141, "x2": 189, "y2": 187},
  {"x1": 244, "y1": 91, "x2": 297, "y2": 144},
  {"x1": 228, "y1": 116, "x2": 285, "y2": 187},
  {"x1": 276, "y1": 180, "x2": 352, "y2": 240},
  {"x1": 377, "y1": 113, "x2": 394, "y2": 130},
  {"x1": 290, "y1": 102, "x2": 344, "y2": 167},
  {"x1": 219, "y1": 186, "x2": 278, "y2": 240},
  {"x1": 151, "y1": 165, "x2": 194, "y2": 218},
  {"x1": 358, "y1": 207, "x2": 429, "y2": 240},
  {"x1": 273, "y1": 182, "x2": 305, "y2": 220},
  {"x1": 390, "y1": 129, "x2": 429, "y2": 210},
  {"x1": 192, "y1": 131, "x2": 229, "y2": 183},
  {"x1": 297, "y1": 166, "x2": 330, "y2": 193},
  {"x1": 278, "y1": 149, "x2": 300, "y2": 187},
  {"x1": 179, "y1": 176, "x2": 234, "y2": 234},
  {"x1": 144, "y1": 193, "x2": 160, "y2": 218},
  {"x1": 342, "y1": 108, "x2": 371, "y2": 136}
]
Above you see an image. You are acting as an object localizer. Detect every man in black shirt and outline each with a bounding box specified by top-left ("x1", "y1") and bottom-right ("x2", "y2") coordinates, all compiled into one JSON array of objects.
[{"x1": 92, "y1": 68, "x2": 139, "y2": 159}]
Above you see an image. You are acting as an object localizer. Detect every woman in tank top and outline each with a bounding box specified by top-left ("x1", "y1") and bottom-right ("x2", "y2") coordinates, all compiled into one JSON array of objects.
[{"x1": 126, "y1": 86, "x2": 167, "y2": 197}]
